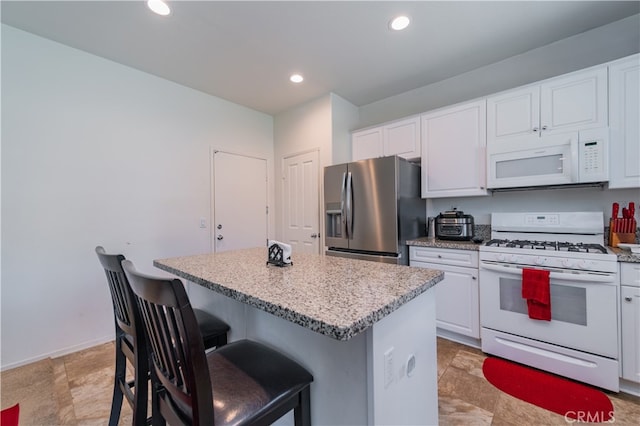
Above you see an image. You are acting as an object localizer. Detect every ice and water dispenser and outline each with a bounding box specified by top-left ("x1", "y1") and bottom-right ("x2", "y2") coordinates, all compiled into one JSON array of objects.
[{"x1": 325, "y1": 202, "x2": 343, "y2": 238}]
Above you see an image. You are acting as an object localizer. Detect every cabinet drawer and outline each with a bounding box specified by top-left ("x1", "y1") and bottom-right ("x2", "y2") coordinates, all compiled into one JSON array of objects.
[
  {"x1": 621, "y1": 263, "x2": 640, "y2": 287},
  {"x1": 410, "y1": 247, "x2": 478, "y2": 268}
]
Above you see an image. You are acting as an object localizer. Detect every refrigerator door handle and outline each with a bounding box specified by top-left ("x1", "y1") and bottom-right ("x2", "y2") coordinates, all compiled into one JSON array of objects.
[
  {"x1": 340, "y1": 172, "x2": 347, "y2": 238},
  {"x1": 345, "y1": 172, "x2": 353, "y2": 239}
]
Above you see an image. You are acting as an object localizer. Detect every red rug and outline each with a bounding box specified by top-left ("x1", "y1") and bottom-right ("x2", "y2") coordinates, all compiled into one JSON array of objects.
[
  {"x1": 1, "y1": 403, "x2": 20, "y2": 426},
  {"x1": 482, "y1": 357, "x2": 614, "y2": 422}
]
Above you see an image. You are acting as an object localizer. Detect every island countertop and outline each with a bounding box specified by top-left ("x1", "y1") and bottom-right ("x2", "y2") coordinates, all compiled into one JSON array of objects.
[{"x1": 154, "y1": 247, "x2": 443, "y2": 341}]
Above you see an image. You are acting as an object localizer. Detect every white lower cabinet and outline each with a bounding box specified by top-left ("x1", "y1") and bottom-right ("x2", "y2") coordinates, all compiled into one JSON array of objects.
[
  {"x1": 621, "y1": 262, "x2": 640, "y2": 383},
  {"x1": 410, "y1": 246, "x2": 479, "y2": 338}
]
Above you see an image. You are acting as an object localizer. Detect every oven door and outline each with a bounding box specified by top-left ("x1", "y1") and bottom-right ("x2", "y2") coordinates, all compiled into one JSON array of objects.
[{"x1": 479, "y1": 261, "x2": 618, "y2": 359}]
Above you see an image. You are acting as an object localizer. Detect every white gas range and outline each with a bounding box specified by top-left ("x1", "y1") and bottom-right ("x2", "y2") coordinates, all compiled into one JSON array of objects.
[{"x1": 479, "y1": 212, "x2": 620, "y2": 391}]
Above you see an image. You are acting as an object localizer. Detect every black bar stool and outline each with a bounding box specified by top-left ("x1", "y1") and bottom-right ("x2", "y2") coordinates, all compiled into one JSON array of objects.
[
  {"x1": 122, "y1": 259, "x2": 313, "y2": 426},
  {"x1": 95, "y1": 246, "x2": 230, "y2": 426}
]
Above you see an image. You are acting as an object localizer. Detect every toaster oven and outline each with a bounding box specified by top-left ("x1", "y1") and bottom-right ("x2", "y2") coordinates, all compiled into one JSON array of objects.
[{"x1": 435, "y1": 210, "x2": 474, "y2": 240}]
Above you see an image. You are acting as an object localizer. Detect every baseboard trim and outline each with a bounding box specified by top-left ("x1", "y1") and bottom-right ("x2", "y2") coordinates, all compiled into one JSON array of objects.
[
  {"x1": 436, "y1": 328, "x2": 481, "y2": 349},
  {"x1": 1, "y1": 334, "x2": 114, "y2": 372}
]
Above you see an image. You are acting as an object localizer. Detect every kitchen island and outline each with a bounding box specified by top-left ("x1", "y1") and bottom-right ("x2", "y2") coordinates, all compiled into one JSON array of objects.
[{"x1": 154, "y1": 247, "x2": 444, "y2": 425}]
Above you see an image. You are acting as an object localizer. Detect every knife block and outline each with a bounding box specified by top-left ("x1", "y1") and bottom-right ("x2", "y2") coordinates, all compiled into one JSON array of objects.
[{"x1": 609, "y1": 218, "x2": 637, "y2": 247}]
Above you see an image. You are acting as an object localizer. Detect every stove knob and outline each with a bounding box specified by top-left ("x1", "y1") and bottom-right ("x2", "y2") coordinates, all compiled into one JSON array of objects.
[
  {"x1": 509, "y1": 254, "x2": 520, "y2": 262},
  {"x1": 577, "y1": 260, "x2": 588, "y2": 269},
  {"x1": 562, "y1": 258, "x2": 574, "y2": 268},
  {"x1": 535, "y1": 257, "x2": 546, "y2": 265},
  {"x1": 497, "y1": 253, "x2": 506, "y2": 262}
]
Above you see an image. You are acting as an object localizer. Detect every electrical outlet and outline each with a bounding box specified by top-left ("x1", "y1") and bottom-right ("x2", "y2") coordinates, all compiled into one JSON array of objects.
[{"x1": 384, "y1": 347, "x2": 394, "y2": 388}]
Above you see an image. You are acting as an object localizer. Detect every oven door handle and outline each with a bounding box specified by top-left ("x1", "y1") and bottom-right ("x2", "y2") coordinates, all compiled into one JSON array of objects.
[{"x1": 480, "y1": 262, "x2": 615, "y2": 283}]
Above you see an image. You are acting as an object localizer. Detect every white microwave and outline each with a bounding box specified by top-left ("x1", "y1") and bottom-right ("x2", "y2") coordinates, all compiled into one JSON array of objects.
[{"x1": 487, "y1": 128, "x2": 609, "y2": 189}]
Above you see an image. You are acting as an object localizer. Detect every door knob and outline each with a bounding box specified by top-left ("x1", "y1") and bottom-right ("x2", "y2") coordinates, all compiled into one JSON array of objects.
[
  {"x1": 310, "y1": 233, "x2": 319, "y2": 238},
  {"x1": 217, "y1": 234, "x2": 224, "y2": 241}
]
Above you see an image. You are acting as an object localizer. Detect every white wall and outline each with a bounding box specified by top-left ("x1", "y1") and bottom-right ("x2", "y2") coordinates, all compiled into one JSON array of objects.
[
  {"x1": 330, "y1": 93, "x2": 360, "y2": 165},
  {"x1": 354, "y1": 15, "x2": 640, "y2": 227},
  {"x1": 358, "y1": 14, "x2": 640, "y2": 127},
  {"x1": 1, "y1": 25, "x2": 274, "y2": 369},
  {"x1": 272, "y1": 93, "x2": 359, "y2": 243},
  {"x1": 429, "y1": 187, "x2": 640, "y2": 227},
  {"x1": 273, "y1": 94, "x2": 332, "y2": 242}
]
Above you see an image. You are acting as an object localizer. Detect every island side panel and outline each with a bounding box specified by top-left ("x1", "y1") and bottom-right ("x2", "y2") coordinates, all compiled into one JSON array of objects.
[
  {"x1": 367, "y1": 288, "x2": 438, "y2": 425},
  {"x1": 187, "y1": 281, "x2": 250, "y2": 341},
  {"x1": 244, "y1": 304, "x2": 370, "y2": 426}
]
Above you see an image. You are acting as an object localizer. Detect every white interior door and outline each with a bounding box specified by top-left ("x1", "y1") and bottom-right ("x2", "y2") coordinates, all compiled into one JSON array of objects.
[
  {"x1": 282, "y1": 150, "x2": 320, "y2": 254},
  {"x1": 213, "y1": 151, "x2": 267, "y2": 252}
]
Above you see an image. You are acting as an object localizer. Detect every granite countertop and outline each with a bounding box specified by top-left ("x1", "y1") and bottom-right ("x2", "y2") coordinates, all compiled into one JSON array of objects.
[
  {"x1": 406, "y1": 237, "x2": 483, "y2": 251},
  {"x1": 408, "y1": 236, "x2": 640, "y2": 263},
  {"x1": 154, "y1": 247, "x2": 444, "y2": 341},
  {"x1": 608, "y1": 247, "x2": 640, "y2": 263}
]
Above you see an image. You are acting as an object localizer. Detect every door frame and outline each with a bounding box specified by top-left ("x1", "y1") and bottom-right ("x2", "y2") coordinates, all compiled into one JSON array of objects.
[
  {"x1": 280, "y1": 148, "x2": 322, "y2": 253},
  {"x1": 210, "y1": 147, "x2": 269, "y2": 252}
]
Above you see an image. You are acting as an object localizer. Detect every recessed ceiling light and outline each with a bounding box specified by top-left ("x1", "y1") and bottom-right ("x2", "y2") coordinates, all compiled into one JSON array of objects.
[
  {"x1": 390, "y1": 15, "x2": 410, "y2": 31},
  {"x1": 290, "y1": 74, "x2": 304, "y2": 83},
  {"x1": 147, "y1": 0, "x2": 171, "y2": 16}
]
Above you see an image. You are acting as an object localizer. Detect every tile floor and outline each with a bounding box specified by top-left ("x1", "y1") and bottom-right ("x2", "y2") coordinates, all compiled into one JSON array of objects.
[{"x1": 1, "y1": 337, "x2": 639, "y2": 425}]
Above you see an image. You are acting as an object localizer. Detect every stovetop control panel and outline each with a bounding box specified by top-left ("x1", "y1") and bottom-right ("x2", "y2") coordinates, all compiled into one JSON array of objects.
[{"x1": 524, "y1": 214, "x2": 559, "y2": 225}]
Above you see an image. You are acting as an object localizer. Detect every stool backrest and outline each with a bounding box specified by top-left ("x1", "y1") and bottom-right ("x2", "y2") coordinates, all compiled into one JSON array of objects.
[
  {"x1": 95, "y1": 246, "x2": 139, "y2": 338},
  {"x1": 122, "y1": 260, "x2": 214, "y2": 425}
]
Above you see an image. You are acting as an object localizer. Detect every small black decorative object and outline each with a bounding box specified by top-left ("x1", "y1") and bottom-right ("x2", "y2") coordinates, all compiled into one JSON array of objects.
[{"x1": 267, "y1": 241, "x2": 292, "y2": 267}]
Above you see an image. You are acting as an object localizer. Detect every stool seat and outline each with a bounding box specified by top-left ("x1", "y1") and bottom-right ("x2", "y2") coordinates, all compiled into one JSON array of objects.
[
  {"x1": 193, "y1": 309, "x2": 230, "y2": 349},
  {"x1": 207, "y1": 340, "x2": 314, "y2": 425}
]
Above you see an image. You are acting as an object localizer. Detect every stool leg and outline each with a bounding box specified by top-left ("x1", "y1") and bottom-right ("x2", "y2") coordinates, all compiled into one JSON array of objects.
[
  {"x1": 131, "y1": 343, "x2": 149, "y2": 426},
  {"x1": 293, "y1": 386, "x2": 311, "y2": 426},
  {"x1": 108, "y1": 335, "x2": 126, "y2": 426}
]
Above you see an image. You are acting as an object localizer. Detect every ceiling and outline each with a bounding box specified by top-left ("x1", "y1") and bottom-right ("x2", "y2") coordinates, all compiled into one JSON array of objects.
[{"x1": 2, "y1": 1, "x2": 639, "y2": 115}]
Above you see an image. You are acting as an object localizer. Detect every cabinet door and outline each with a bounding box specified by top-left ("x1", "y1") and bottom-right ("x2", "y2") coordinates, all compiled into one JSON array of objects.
[
  {"x1": 421, "y1": 100, "x2": 487, "y2": 198},
  {"x1": 621, "y1": 285, "x2": 640, "y2": 383},
  {"x1": 487, "y1": 85, "x2": 540, "y2": 143},
  {"x1": 383, "y1": 116, "x2": 421, "y2": 159},
  {"x1": 540, "y1": 67, "x2": 608, "y2": 135},
  {"x1": 352, "y1": 127, "x2": 383, "y2": 161},
  {"x1": 409, "y1": 247, "x2": 480, "y2": 338},
  {"x1": 609, "y1": 54, "x2": 640, "y2": 189},
  {"x1": 412, "y1": 260, "x2": 479, "y2": 338}
]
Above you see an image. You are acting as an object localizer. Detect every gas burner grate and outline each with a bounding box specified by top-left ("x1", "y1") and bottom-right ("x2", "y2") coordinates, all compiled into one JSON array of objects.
[{"x1": 484, "y1": 239, "x2": 607, "y2": 254}]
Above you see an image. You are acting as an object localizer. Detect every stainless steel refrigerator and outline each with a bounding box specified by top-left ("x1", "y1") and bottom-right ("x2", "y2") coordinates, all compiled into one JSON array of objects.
[{"x1": 324, "y1": 155, "x2": 425, "y2": 264}]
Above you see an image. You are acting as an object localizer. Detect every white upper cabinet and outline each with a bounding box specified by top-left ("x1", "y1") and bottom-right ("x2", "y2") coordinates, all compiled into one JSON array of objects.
[
  {"x1": 352, "y1": 127, "x2": 383, "y2": 161},
  {"x1": 421, "y1": 100, "x2": 487, "y2": 198},
  {"x1": 352, "y1": 116, "x2": 420, "y2": 161},
  {"x1": 486, "y1": 85, "x2": 540, "y2": 142},
  {"x1": 487, "y1": 66, "x2": 608, "y2": 146},
  {"x1": 608, "y1": 54, "x2": 640, "y2": 189}
]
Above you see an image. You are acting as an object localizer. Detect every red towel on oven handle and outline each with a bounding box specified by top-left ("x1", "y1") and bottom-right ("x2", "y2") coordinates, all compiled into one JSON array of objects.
[{"x1": 522, "y1": 268, "x2": 551, "y2": 321}]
